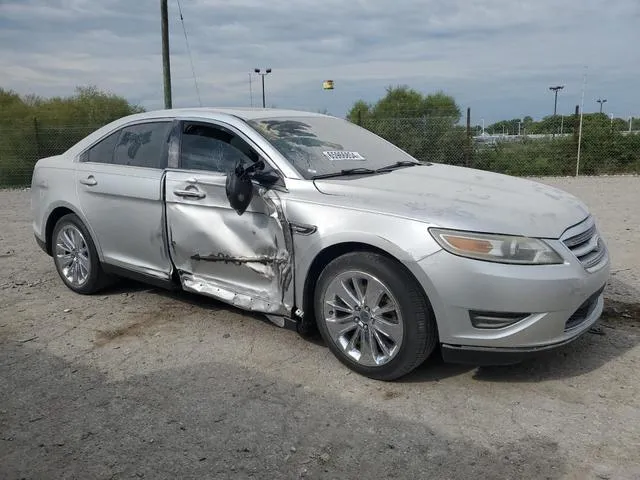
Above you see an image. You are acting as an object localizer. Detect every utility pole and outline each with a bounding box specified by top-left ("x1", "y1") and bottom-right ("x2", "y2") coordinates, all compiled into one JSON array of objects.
[
  {"x1": 549, "y1": 85, "x2": 564, "y2": 116},
  {"x1": 254, "y1": 68, "x2": 272, "y2": 108},
  {"x1": 597, "y1": 98, "x2": 607, "y2": 114},
  {"x1": 161, "y1": 0, "x2": 172, "y2": 109}
]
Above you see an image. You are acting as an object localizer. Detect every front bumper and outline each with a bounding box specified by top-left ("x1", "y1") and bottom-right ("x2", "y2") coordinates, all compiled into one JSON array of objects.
[
  {"x1": 440, "y1": 289, "x2": 603, "y2": 365},
  {"x1": 409, "y1": 232, "x2": 610, "y2": 361}
]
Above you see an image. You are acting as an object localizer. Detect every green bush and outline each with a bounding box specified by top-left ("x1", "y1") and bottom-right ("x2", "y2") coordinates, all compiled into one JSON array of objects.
[{"x1": 0, "y1": 86, "x2": 143, "y2": 187}]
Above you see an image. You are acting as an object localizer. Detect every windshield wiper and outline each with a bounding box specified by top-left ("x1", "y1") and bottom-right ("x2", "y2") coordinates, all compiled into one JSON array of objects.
[
  {"x1": 311, "y1": 161, "x2": 421, "y2": 180},
  {"x1": 375, "y1": 160, "x2": 420, "y2": 172},
  {"x1": 311, "y1": 167, "x2": 377, "y2": 179}
]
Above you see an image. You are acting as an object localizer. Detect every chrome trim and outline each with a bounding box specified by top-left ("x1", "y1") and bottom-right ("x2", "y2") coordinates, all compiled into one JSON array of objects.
[{"x1": 561, "y1": 216, "x2": 607, "y2": 270}]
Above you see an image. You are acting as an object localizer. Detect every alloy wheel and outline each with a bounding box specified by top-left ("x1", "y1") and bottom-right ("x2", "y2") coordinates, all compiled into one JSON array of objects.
[
  {"x1": 322, "y1": 271, "x2": 404, "y2": 367},
  {"x1": 54, "y1": 224, "x2": 91, "y2": 287}
]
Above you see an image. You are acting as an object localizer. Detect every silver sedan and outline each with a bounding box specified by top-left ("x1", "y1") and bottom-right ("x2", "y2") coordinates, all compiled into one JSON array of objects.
[{"x1": 30, "y1": 108, "x2": 610, "y2": 380}]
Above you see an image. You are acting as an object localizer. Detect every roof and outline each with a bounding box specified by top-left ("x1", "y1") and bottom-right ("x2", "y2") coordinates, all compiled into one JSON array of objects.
[
  {"x1": 62, "y1": 107, "x2": 334, "y2": 160},
  {"x1": 127, "y1": 107, "x2": 331, "y2": 122}
]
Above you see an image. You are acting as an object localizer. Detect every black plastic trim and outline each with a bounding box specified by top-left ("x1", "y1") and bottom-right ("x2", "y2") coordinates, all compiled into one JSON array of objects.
[
  {"x1": 102, "y1": 263, "x2": 179, "y2": 291},
  {"x1": 441, "y1": 327, "x2": 593, "y2": 366}
]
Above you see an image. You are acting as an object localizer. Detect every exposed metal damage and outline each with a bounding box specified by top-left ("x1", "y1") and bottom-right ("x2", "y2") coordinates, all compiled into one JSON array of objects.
[
  {"x1": 181, "y1": 273, "x2": 283, "y2": 313},
  {"x1": 190, "y1": 252, "x2": 289, "y2": 266}
]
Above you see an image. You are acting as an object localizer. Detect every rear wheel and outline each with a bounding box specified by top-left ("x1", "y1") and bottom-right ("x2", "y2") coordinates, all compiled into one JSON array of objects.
[
  {"x1": 52, "y1": 213, "x2": 110, "y2": 294},
  {"x1": 314, "y1": 251, "x2": 438, "y2": 381}
]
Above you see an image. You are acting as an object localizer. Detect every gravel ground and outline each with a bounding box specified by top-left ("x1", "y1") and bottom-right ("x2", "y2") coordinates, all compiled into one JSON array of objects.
[{"x1": 1, "y1": 176, "x2": 639, "y2": 479}]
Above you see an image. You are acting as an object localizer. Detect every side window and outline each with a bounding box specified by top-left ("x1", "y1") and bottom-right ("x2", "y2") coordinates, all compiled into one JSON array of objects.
[
  {"x1": 83, "y1": 130, "x2": 120, "y2": 164},
  {"x1": 113, "y1": 122, "x2": 172, "y2": 168},
  {"x1": 180, "y1": 122, "x2": 257, "y2": 174}
]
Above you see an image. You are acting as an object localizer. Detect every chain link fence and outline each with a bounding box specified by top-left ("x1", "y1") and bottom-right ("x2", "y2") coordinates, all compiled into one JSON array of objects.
[
  {"x1": 1, "y1": 114, "x2": 639, "y2": 187},
  {"x1": 0, "y1": 119, "x2": 102, "y2": 187},
  {"x1": 352, "y1": 115, "x2": 640, "y2": 177}
]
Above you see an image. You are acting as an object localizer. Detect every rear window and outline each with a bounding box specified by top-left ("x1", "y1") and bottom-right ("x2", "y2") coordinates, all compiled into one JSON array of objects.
[{"x1": 113, "y1": 122, "x2": 171, "y2": 169}]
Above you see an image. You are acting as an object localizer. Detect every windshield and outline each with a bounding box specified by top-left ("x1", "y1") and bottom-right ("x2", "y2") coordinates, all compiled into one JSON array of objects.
[{"x1": 246, "y1": 116, "x2": 418, "y2": 179}]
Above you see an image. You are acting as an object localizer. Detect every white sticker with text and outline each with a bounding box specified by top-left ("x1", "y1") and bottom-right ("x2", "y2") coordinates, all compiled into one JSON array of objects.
[{"x1": 322, "y1": 151, "x2": 366, "y2": 161}]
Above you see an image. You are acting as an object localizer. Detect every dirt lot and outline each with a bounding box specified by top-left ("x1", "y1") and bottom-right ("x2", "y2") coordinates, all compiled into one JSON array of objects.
[{"x1": 1, "y1": 176, "x2": 639, "y2": 479}]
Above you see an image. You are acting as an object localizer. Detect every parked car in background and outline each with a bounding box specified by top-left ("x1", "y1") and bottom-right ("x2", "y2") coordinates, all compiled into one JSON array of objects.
[{"x1": 31, "y1": 108, "x2": 610, "y2": 380}]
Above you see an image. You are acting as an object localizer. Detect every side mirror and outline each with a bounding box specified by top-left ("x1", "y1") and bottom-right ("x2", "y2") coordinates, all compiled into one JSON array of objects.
[{"x1": 225, "y1": 164, "x2": 254, "y2": 215}]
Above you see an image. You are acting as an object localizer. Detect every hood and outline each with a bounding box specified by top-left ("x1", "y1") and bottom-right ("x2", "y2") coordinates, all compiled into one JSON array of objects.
[{"x1": 312, "y1": 164, "x2": 590, "y2": 238}]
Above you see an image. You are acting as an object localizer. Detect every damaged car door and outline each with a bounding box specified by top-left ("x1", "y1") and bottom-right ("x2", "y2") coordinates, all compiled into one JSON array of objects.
[{"x1": 164, "y1": 120, "x2": 294, "y2": 315}]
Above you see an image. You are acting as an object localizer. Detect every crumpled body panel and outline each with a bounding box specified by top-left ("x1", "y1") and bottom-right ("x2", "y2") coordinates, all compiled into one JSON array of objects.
[{"x1": 165, "y1": 171, "x2": 293, "y2": 315}]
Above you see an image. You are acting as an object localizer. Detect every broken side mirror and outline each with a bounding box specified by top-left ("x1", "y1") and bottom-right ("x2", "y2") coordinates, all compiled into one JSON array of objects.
[
  {"x1": 225, "y1": 163, "x2": 254, "y2": 215},
  {"x1": 251, "y1": 168, "x2": 281, "y2": 186},
  {"x1": 248, "y1": 158, "x2": 284, "y2": 187}
]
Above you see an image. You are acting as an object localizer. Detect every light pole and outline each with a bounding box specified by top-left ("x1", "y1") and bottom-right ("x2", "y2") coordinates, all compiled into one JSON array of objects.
[
  {"x1": 549, "y1": 85, "x2": 564, "y2": 116},
  {"x1": 254, "y1": 68, "x2": 272, "y2": 108},
  {"x1": 597, "y1": 98, "x2": 607, "y2": 114},
  {"x1": 248, "y1": 73, "x2": 253, "y2": 107}
]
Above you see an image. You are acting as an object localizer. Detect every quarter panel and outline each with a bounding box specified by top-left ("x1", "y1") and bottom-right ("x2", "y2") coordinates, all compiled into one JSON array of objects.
[{"x1": 31, "y1": 160, "x2": 82, "y2": 242}]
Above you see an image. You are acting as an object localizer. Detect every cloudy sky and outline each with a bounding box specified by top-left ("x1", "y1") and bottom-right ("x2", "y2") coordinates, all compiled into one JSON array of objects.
[{"x1": 1, "y1": 0, "x2": 638, "y2": 123}]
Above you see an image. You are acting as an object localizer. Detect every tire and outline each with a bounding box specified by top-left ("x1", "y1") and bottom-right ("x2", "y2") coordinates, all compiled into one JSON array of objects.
[
  {"x1": 51, "y1": 213, "x2": 110, "y2": 294},
  {"x1": 314, "y1": 251, "x2": 438, "y2": 381}
]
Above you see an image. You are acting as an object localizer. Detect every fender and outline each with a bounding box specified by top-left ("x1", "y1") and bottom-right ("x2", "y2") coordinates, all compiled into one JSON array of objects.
[{"x1": 292, "y1": 230, "x2": 418, "y2": 312}]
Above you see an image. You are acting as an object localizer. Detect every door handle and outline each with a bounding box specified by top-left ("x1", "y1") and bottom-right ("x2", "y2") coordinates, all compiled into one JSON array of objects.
[
  {"x1": 173, "y1": 188, "x2": 206, "y2": 199},
  {"x1": 79, "y1": 175, "x2": 97, "y2": 186}
]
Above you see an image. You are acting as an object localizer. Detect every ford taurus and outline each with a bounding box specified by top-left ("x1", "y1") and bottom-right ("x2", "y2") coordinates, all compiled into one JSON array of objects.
[{"x1": 30, "y1": 108, "x2": 610, "y2": 380}]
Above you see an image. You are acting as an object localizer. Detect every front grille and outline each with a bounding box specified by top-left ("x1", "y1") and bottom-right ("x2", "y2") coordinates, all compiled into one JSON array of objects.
[
  {"x1": 564, "y1": 285, "x2": 604, "y2": 331},
  {"x1": 563, "y1": 219, "x2": 607, "y2": 269}
]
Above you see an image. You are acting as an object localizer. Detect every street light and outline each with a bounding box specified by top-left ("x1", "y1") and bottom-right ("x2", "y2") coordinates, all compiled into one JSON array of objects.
[
  {"x1": 549, "y1": 85, "x2": 564, "y2": 116},
  {"x1": 254, "y1": 68, "x2": 272, "y2": 108},
  {"x1": 597, "y1": 98, "x2": 607, "y2": 114}
]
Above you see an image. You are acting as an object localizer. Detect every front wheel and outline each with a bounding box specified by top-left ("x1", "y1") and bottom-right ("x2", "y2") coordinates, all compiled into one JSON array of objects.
[{"x1": 314, "y1": 251, "x2": 438, "y2": 381}]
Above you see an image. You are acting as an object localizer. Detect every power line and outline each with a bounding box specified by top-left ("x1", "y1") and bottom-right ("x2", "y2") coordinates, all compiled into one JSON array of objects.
[{"x1": 176, "y1": 0, "x2": 202, "y2": 107}]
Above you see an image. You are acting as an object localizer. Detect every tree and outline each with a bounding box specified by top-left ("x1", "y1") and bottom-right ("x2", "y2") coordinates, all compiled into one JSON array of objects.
[
  {"x1": 346, "y1": 100, "x2": 371, "y2": 124},
  {"x1": 0, "y1": 85, "x2": 145, "y2": 186},
  {"x1": 33, "y1": 85, "x2": 144, "y2": 127},
  {"x1": 487, "y1": 118, "x2": 522, "y2": 135},
  {"x1": 345, "y1": 86, "x2": 464, "y2": 164},
  {"x1": 423, "y1": 91, "x2": 461, "y2": 121},
  {"x1": 348, "y1": 86, "x2": 460, "y2": 122}
]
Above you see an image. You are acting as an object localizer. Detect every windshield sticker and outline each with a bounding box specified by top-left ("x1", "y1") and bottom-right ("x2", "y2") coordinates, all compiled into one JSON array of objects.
[{"x1": 322, "y1": 151, "x2": 366, "y2": 161}]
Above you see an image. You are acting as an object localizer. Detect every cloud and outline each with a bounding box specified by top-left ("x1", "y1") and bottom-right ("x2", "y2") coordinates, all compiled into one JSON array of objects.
[{"x1": 0, "y1": 0, "x2": 638, "y2": 122}]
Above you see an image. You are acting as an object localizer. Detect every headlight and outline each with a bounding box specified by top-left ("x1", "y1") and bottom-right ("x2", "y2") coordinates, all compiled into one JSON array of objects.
[{"x1": 429, "y1": 228, "x2": 563, "y2": 265}]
